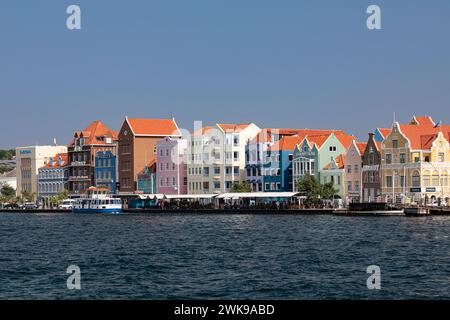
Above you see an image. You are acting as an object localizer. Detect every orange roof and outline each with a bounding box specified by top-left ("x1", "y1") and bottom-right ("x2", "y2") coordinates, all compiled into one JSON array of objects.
[
  {"x1": 410, "y1": 116, "x2": 435, "y2": 127},
  {"x1": 398, "y1": 123, "x2": 450, "y2": 150},
  {"x1": 217, "y1": 123, "x2": 252, "y2": 133},
  {"x1": 268, "y1": 134, "x2": 308, "y2": 151},
  {"x1": 304, "y1": 134, "x2": 331, "y2": 149},
  {"x1": 127, "y1": 118, "x2": 181, "y2": 136},
  {"x1": 323, "y1": 154, "x2": 345, "y2": 170},
  {"x1": 71, "y1": 121, "x2": 116, "y2": 145},
  {"x1": 41, "y1": 153, "x2": 68, "y2": 169},
  {"x1": 356, "y1": 142, "x2": 367, "y2": 154},
  {"x1": 335, "y1": 134, "x2": 355, "y2": 149},
  {"x1": 248, "y1": 128, "x2": 342, "y2": 144},
  {"x1": 192, "y1": 126, "x2": 215, "y2": 136},
  {"x1": 375, "y1": 141, "x2": 382, "y2": 151},
  {"x1": 377, "y1": 128, "x2": 392, "y2": 140}
]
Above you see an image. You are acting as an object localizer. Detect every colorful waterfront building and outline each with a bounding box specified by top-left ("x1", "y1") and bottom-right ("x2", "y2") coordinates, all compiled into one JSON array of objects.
[
  {"x1": 156, "y1": 137, "x2": 187, "y2": 195},
  {"x1": 94, "y1": 151, "x2": 117, "y2": 194},
  {"x1": 67, "y1": 121, "x2": 118, "y2": 197},
  {"x1": 117, "y1": 117, "x2": 181, "y2": 194},
  {"x1": 16, "y1": 145, "x2": 68, "y2": 199},
  {"x1": 137, "y1": 160, "x2": 157, "y2": 194},
  {"x1": 321, "y1": 154, "x2": 346, "y2": 199},
  {"x1": 245, "y1": 129, "x2": 348, "y2": 192},
  {"x1": 187, "y1": 123, "x2": 261, "y2": 194},
  {"x1": 245, "y1": 129, "x2": 299, "y2": 192},
  {"x1": 344, "y1": 140, "x2": 367, "y2": 203},
  {"x1": 292, "y1": 132, "x2": 354, "y2": 199},
  {"x1": 361, "y1": 133, "x2": 383, "y2": 202},
  {"x1": 37, "y1": 153, "x2": 69, "y2": 200},
  {"x1": 380, "y1": 116, "x2": 450, "y2": 205}
]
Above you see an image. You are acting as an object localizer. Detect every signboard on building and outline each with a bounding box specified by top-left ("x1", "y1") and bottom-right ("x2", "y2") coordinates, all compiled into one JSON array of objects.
[
  {"x1": 425, "y1": 187, "x2": 436, "y2": 193},
  {"x1": 410, "y1": 187, "x2": 421, "y2": 193}
]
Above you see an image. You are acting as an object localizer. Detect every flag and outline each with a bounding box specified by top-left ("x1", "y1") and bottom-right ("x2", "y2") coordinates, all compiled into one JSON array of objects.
[{"x1": 434, "y1": 120, "x2": 442, "y2": 128}]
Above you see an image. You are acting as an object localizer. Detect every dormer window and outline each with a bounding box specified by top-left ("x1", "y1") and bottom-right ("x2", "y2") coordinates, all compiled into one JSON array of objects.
[{"x1": 329, "y1": 146, "x2": 337, "y2": 152}]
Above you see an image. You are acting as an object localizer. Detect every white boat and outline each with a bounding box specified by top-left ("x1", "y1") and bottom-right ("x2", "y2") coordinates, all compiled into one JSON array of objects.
[{"x1": 72, "y1": 187, "x2": 122, "y2": 214}]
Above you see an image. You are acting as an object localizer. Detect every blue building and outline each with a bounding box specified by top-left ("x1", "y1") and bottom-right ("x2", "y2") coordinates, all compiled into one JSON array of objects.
[
  {"x1": 38, "y1": 153, "x2": 69, "y2": 200},
  {"x1": 261, "y1": 136, "x2": 301, "y2": 192},
  {"x1": 94, "y1": 151, "x2": 117, "y2": 194},
  {"x1": 137, "y1": 160, "x2": 157, "y2": 194}
]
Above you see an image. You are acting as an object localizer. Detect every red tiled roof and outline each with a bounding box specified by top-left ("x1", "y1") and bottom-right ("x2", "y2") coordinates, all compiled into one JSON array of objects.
[
  {"x1": 192, "y1": 126, "x2": 215, "y2": 136},
  {"x1": 335, "y1": 134, "x2": 355, "y2": 149},
  {"x1": 410, "y1": 116, "x2": 435, "y2": 127},
  {"x1": 248, "y1": 128, "x2": 347, "y2": 145},
  {"x1": 127, "y1": 118, "x2": 181, "y2": 136},
  {"x1": 268, "y1": 134, "x2": 308, "y2": 151},
  {"x1": 323, "y1": 154, "x2": 345, "y2": 170},
  {"x1": 71, "y1": 121, "x2": 116, "y2": 145},
  {"x1": 377, "y1": 128, "x2": 392, "y2": 139},
  {"x1": 356, "y1": 142, "x2": 367, "y2": 155},
  {"x1": 375, "y1": 141, "x2": 382, "y2": 151},
  {"x1": 41, "y1": 153, "x2": 68, "y2": 169},
  {"x1": 304, "y1": 134, "x2": 331, "y2": 149},
  {"x1": 398, "y1": 123, "x2": 450, "y2": 150},
  {"x1": 217, "y1": 123, "x2": 252, "y2": 133}
]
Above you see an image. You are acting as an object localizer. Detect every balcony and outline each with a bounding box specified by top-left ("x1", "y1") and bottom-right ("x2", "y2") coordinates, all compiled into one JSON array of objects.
[
  {"x1": 69, "y1": 176, "x2": 90, "y2": 181},
  {"x1": 70, "y1": 161, "x2": 88, "y2": 166}
]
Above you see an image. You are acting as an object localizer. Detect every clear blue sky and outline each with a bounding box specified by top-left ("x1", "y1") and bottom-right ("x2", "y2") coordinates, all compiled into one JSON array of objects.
[{"x1": 1, "y1": 0, "x2": 449, "y2": 148}]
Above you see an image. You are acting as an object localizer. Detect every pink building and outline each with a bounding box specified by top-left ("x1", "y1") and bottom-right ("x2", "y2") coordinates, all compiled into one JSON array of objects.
[
  {"x1": 344, "y1": 140, "x2": 367, "y2": 203},
  {"x1": 156, "y1": 137, "x2": 187, "y2": 195}
]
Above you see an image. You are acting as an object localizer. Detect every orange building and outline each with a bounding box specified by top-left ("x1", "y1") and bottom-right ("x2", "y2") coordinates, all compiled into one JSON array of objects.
[
  {"x1": 117, "y1": 117, "x2": 181, "y2": 194},
  {"x1": 67, "y1": 121, "x2": 118, "y2": 197}
]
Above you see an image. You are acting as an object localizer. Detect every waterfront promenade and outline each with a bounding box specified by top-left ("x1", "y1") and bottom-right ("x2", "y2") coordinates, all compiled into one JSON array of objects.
[{"x1": 0, "y1": 207, "x2": 423, "y2": 216}]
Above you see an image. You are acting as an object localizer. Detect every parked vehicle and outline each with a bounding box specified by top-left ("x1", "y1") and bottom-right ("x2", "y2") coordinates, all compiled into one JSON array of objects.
[
  {"x1": 58, "y1": 199, "x2": 75, "y2": 210},
  {"x1": 23, "y1": 202, "x2": 38, "y2": 210}
]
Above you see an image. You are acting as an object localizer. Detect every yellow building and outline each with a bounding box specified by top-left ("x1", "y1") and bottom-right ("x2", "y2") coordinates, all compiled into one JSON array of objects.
[{"x1": 381, "y1": 116, "x2": 450, "y2": 205}]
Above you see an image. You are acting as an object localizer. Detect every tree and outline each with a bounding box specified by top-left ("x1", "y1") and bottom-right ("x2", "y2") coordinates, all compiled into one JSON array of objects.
[
  {"x1": 56, "y1": 189, "x2": 69, "y2": 202},
  {"x1": 0, "y1": 183, "x2": 15, "y2": 200},
  {"x1": 0, "y1": 149, "x2": 15, "y2": 160},
  {"x1": 231, "y1": 182, "x2": 252, "y2": 193},
  {"x1": 296, "y1": 174, "x2": 322, "y2": 206},
  {"x1": 320, "y1": 182, "x2": 338, "y2": 200},
  {"x1": 21, "y1": 190, "x2": 36, "y2": 202}
]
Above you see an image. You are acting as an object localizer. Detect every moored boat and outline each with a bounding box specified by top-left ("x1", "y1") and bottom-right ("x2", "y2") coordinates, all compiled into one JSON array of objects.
[{"x1": 72, "y1": 187, "x2": 122, "y2": 214}]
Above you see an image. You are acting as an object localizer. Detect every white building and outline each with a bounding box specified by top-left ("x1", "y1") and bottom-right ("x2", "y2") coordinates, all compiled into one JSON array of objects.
[
  {"x1": 187, "y1": 123, "x2": 261, "y2": 194},
  {"x1": 16, "y1": 145, "x2": 68, "y2": 198}
]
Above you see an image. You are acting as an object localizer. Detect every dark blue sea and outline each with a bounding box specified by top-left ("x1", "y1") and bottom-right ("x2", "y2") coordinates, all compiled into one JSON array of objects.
[{"x1": 1, "y1": 212, "x2": 449, "y2": 299}]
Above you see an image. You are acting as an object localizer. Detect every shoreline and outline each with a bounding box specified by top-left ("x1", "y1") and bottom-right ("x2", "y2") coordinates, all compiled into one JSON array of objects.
[{"x1": 0, "y1": 208, "x2": 407, "y2": 216}]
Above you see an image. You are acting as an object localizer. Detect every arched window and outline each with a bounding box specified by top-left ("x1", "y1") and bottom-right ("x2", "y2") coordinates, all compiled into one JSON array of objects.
[
  {"x1": 432, "y1": 171, "x2": 439, "y2": 187},
  {"x1": 441, "y1": 171, "x2": 448, "y2": 187},
  {"x1": 412, "y1": 171, "x2": 420, "y2": 187},
  {"x1": 422, "y1": 170, "x2": 430, "y2": 187}
]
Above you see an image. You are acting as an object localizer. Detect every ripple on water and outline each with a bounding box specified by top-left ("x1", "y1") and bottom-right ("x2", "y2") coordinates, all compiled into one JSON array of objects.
[{"x1": 0, "y1": 213, "x2": 450, "y2": 299}]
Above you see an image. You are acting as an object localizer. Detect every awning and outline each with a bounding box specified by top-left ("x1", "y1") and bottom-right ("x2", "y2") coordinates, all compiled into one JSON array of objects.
[
  {"x1": 216, "y1": 192, "x2": 300, "y2": 199},
  {"x1": 164, "y1": 194, "x2": 218, "y2": 200},
  {"x1": 137, "y1": 194, "x2": 165, "y2": 200}
]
